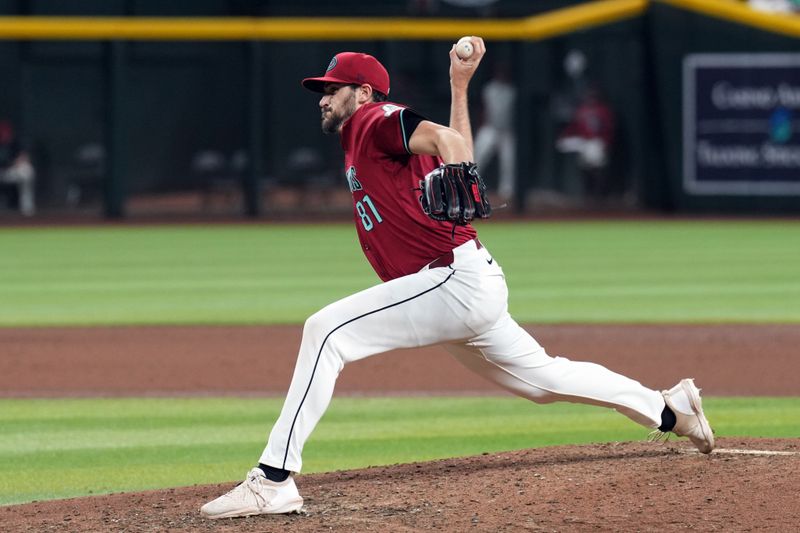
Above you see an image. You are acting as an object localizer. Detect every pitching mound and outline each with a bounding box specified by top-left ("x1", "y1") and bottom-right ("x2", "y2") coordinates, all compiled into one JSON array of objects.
[{"x1": 5, "y1": 437, "x2": 798, "y2": 532}]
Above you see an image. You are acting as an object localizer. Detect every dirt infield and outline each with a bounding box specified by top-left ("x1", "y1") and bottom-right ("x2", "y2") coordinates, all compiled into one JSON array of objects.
[
  {"x1": 3, "y1": 323, "x2": 799, "y2": 531},
  {"x1": 3, "y1": 324, "x2": 800, "y2": 397},
  {"x1": 4, "y1": 439, "x2": 799, "y2": 532}
]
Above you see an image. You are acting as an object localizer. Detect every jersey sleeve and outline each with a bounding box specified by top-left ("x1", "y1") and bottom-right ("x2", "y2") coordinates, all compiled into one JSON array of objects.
[{"x1": 371, "y1": 105, "x2": 427, "y2": 156}]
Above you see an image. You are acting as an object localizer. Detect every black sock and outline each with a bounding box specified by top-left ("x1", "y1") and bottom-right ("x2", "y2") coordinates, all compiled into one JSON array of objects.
[
  {"x1": 258, "y1": 463, "x2": 290, "y2": 482},
  {"x1": 658, "y1": 405, "x2": 676, "y2": 432}
]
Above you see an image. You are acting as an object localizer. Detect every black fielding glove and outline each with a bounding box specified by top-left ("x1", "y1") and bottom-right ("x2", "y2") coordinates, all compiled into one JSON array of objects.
[{"x1": 419, "y1": 162, "x2": 492, "y2": 225}]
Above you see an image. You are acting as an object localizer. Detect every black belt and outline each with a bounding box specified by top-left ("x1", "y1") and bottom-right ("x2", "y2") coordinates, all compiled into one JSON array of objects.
[{"x1": 428, "y1": 238, "x2": 483, "y2": 269}]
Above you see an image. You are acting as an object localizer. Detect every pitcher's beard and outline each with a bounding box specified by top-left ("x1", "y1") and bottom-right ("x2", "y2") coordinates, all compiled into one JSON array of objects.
[
  {"x1": 321, "y1": 113, "x2": 342, "y2": 134},
  {"x1": 321, "y1": 95, "x2": 356, "y2": 134}
]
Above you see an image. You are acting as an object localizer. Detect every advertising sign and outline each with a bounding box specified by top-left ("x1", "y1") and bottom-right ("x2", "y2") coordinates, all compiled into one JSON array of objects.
[{"x1": 683, "y1": 54, "x2": 800, "y2": 195}]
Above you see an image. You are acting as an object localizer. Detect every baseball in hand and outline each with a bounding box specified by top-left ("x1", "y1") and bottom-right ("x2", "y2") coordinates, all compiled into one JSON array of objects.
[{"x1": 455, "y1": 37, "x2": 474, "y2": 59}]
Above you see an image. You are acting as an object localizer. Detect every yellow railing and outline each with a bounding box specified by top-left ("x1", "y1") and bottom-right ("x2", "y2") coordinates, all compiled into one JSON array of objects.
[
  {"x1": 661, "y1": 0, "x2": 800, "y2": 39},
  {"x1": 0, "y1": 0, "x2": 797, "y2": 41},
  {"x1": 0, "y1": 0, "x2": 646, "y2": 40}
]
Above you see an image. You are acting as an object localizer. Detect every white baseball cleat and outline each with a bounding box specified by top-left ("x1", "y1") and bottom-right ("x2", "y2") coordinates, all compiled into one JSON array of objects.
[
  {"x1": 200, "y1": 468, "x2": 303, "y2": 519},
  {"x1": 655, "y1": 378, "x2": 715, "y2": 454}
]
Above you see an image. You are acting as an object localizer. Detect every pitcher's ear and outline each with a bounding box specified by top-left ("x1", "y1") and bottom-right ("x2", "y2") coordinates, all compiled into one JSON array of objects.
[{"x1": 356, "y1": 84, "x2": 373, "y2": 103}]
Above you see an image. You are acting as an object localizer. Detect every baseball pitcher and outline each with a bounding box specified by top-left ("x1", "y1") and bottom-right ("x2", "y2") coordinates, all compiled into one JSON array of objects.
[{"x1": 201, "y1": 38, "x2": 714, "y2": 519}]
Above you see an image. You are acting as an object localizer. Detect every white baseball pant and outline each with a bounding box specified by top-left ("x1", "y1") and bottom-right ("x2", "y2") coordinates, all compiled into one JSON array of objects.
[{"x1": 260, "y1": 238, "x2": 665, "y2": 473}]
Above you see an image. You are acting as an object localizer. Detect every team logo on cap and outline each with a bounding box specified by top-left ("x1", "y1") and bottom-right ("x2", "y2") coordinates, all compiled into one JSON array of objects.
[{"x1": 326, "y1": 57, "x2": 337, "y2": 72}]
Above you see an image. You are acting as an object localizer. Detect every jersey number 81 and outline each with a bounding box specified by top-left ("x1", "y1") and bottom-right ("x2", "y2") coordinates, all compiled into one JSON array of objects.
[{"x1": 356, "y1": 195, "x2": 383, "y2": 231}]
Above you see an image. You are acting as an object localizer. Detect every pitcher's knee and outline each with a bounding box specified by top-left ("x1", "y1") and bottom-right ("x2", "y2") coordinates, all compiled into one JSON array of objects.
[
  {"x1": 301, "y1": 310, "x2": 346, "y2": 367},
  {"x1": 302, "y1": 301, "x2": 345, "y2": 338},
  {"x1": 528, "y1": 393, "x2": 559, "y2": 405},
  {"x1": 503, "y1": 383, "x2": 559, "y2": 405},
  {"x1": 302, "y1": 311, "x2": 326, "y2": 341}
]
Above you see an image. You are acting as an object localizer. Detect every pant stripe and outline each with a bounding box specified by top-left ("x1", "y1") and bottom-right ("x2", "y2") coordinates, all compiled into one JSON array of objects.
[{"x1": 282, "y1": 269, "x2": 456, "y2": 469}]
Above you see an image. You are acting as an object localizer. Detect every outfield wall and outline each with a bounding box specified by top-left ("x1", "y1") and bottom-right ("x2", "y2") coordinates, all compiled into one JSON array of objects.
[
  {"x1": 646, "y1": 1, "x2": 800, "y2": 212},
  {"x1": 1, "y1": 0, "x2": 799, "y2": 217}
]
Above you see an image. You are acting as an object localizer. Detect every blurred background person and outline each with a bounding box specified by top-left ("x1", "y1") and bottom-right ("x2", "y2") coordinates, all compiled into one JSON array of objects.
[
  {"x1": 473, "y1": 61, "x2": 517, "y2": 203},
  {"x1": 556, "y1": 86, "x2": 616, "y2": 204},
  {"x1": 552, "y1": 49, "x2": 589, "y2": 135},
  {"x1": 546, "y1": 48, "x2": 590, "y2": 206},
  {"x1": 0, "y1": 119, "x2": 36, "y2": 216}
]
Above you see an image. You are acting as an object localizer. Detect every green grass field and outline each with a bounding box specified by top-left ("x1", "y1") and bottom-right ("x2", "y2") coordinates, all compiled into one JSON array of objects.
[
  {"x1": 1, "y1": 396, "x2": 798, "y2": 506},
  {"x1": 1, "y1": 220, "x2": 798, "y2": 505},
  {"x1": 0, "y1": 220, "x2": 798, "y2": 326}
]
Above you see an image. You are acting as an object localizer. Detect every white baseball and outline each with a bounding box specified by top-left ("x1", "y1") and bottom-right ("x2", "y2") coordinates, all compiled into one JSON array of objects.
[{"x1": 455, "y1": 37, "x2": 474, "y2": 59}]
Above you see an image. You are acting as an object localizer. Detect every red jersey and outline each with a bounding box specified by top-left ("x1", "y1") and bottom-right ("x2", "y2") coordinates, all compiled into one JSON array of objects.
[{"x1": 340, "y1": 102, "x2": 477, "y2": 281}]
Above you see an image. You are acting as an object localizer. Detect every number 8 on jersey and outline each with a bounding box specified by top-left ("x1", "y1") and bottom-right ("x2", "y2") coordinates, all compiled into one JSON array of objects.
[{"x1": 356, "y1": 194, "x2": 383, "y2": 231}]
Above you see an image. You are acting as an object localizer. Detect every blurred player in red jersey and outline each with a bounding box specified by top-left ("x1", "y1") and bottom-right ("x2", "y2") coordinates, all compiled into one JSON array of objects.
[{"x1": 201, "y1": 38, "x2": 714, "y2": 520}]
